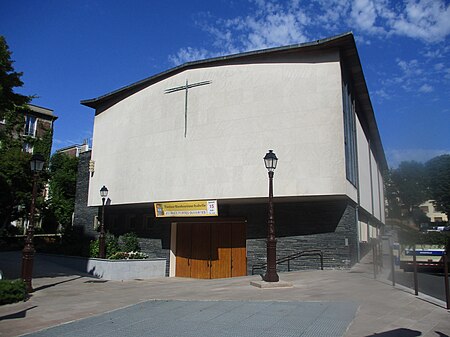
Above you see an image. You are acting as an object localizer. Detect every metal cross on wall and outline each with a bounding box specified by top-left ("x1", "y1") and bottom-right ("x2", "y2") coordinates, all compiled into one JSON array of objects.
[{"x1": 164, "y1": 79, "x2": 212, "y2": 137}]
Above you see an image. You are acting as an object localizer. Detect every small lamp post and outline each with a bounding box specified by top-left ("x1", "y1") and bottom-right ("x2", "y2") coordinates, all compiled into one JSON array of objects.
[
  {"x1": 263, "y1": 150, "x2": 279, "y2": 282},
  {"x1": 21, "y1": 153, "x2": 45, "y2": 293},
  {"x1": 99, "y1": 185, "x2": 108, "y2": 258}
]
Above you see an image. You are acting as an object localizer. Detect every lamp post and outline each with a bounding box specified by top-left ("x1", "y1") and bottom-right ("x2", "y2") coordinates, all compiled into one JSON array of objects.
[
  {"x1": 263, "y1": 150, "x2": 279, "y2": 282},
  {"x1": 21, "y1": 153, "x2": 45, "y2": 293},
  {"x1": 99, "y1": 185, "x2": 108, "y2": 258}
]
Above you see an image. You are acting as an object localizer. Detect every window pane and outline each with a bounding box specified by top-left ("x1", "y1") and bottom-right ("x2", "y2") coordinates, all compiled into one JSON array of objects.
[{"x1": 25, "y1": 116, "x2": 36, "y2": 136}]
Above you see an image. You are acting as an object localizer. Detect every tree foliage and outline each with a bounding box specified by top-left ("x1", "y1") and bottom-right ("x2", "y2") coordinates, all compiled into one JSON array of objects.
[
  {"x1": 387, "y1": 155, "x2": 450, "y2": 225},
  {"x1": 43, "y1": 152, "x2": 78, "y2": 232},
  {"x1": 0, "y1": 35, "x2": 35, "y2": 228},
  {"x1": 387, "y1": 161, "x2": 429, "y2": 216},
  {"x1": 0, "y1": 36, "x2": 29, "y2": 117},
  {"x1": 426, "y1": 154, "x2": 450, "y2": 217}
]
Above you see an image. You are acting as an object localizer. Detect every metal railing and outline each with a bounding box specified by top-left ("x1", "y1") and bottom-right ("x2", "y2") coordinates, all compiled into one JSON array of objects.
[
  {"x1": 251, "y1": 249, "x2": 324, "y2": 275},
  {"x1": 387, "y1": 242, "x2": 450, "y2": 310}
]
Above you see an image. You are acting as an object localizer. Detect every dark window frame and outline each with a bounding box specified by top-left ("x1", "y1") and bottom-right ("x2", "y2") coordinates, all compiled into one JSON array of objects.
[{"x1": 342, "y1": 69, "x2": 358, "y2": 187}]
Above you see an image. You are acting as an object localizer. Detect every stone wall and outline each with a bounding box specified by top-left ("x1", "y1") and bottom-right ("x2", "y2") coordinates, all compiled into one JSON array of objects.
[
  {"x1": 246, "y1": 203, "x2": 358, "y2": 275},
  {"x1": 73, "y1": 150, "x2": 97, "y2": 239},
  {"x1": 138, "y1": 238, "x2": 170, "y2": 276},
  {"x1": 219, "y1": 200, "x2": 358, "y2": 274}
]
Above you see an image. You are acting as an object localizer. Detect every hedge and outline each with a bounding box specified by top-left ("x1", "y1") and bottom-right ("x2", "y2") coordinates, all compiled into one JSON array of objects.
[{"x1": 0, "y1": 279, "x2": 27, "y2": 305}]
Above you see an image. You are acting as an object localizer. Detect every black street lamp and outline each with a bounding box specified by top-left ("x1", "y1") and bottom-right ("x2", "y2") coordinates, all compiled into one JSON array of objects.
[
  {"x1": 21, "y1": 153, "x2": 45, "y2": 292},
  {"x1": 263, "y1": 150, "x2": 279, "y2": 282},
  {"x1": 99, "y1": 185, "x2": 108, "y2": 258}
]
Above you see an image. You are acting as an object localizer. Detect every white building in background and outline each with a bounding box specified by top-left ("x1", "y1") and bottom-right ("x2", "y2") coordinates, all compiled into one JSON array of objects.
[
  {"x1": 56, "y1": 139, "x2": 90, "y2": 158},
  {"x1": 80, "y1": 33, "x2": 387, "y2": 279},
  {"x1": 420, "y1": 200, "x2": 448, "y2": 223}
]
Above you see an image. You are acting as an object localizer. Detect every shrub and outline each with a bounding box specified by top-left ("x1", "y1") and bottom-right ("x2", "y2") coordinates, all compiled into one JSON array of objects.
[
  {"x1": 0, "y1": 279, "x2": 27, "y2": 305},
  {"x1": 106, "y1": 234, "x2": 120, "y2": 257},
  {"x1": 119, "y1": 232, "x2": 141, "y2": 252},
  {"x1": 89, "y1": 238, "x2": 99, "y2": 257},
  {"x1": 89, "y1": 232, "x2": 120, "y2": 258}
]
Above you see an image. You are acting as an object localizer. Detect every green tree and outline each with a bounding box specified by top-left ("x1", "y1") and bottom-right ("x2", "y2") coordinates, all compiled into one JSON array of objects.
[
  {"x1": 426, "y1": 154, "x2": 450, "y2": 217},
  {"x1": 43, "y1": 152, "x2": 78, "y2": 232},
  {"x1": 385, "y1": 170, "x2": 402, "y2": 219},
  {"x1": 0, "y1": 35, "x2": 34, "y2": 228},
  {"x1": 389, "y1": 161, "x2": 429, "y2": 215}
]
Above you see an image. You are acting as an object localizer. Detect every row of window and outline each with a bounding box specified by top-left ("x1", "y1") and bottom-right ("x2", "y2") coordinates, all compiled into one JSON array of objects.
[
  {"x1": 343, "y1": 77, "x2": 358, "y2": 186},
  {"x1": 1, "y1": 115, "x2": 38, "y2": 153},
  {"x1": 23, "y1": 115, "x2": 37, "y2": 153},
  {"x1": 1, "y1": 115, "x2": 38, "y2": 136}
]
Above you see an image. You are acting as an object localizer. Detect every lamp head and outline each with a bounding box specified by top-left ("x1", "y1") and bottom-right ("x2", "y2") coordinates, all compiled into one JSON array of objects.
[
  {"x1": 30, "y1": 153, "x2": 45, "y2": 172},
  {"x1": 264, "y1": 150, "x2": 278, "y2": 172},
  {"x1": 100, "y1": 185, "x2": 108, "y2": 198}
]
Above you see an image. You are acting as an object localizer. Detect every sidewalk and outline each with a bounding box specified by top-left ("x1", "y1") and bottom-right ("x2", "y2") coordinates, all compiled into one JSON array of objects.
[{"x1": 0, "y1": 252, "x2": 449, "y2": 336}]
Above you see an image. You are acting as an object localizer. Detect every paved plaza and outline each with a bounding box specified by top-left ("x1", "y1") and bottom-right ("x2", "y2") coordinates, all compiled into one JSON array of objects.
[
  {"x1": 0, "y1": 252, "x2": 449, "y2": 337},
  {"x1": 24, "y1": 300, "x2": 358, "y2": 337}
]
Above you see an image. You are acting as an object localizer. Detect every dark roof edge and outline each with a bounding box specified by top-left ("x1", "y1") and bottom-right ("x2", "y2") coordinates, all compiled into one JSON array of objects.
[
  {"x1": 28, "y1": 103, "x2": 58, "y2": 120},
  {"x1": 339, "y1": 38, "x2": 388, "y2": 172},
  {"x1": 80, "y1": 32, "x2": 353, "y2": 109}
]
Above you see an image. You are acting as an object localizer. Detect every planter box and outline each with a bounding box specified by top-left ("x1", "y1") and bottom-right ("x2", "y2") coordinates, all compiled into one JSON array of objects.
[{"x1": 38, "y1": 253, "x2": 166, "y2": 281}]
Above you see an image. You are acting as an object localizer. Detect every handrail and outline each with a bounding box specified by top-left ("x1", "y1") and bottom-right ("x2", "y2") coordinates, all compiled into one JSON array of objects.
[{"x1": 251, "y1": 249, "x2": 324, "y2": 275}]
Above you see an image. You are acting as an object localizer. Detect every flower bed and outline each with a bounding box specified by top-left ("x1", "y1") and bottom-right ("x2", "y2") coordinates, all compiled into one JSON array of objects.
[
  {"x1": 38, "y1": 253, "x2": 166, "y2": 281},
  {"x1": 109, "y1": 251, "x2": 149, "y2": 260}
]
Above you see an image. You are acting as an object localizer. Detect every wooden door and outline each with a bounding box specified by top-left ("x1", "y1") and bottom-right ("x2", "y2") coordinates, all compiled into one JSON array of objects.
[
  {"x1": 211, "y1": 223, "x2": 232, "y2": 278},
  {"x1": 190, "y1": 223, "x2": 211, "y2": 279},
  {"x1": 231, "y1": 222, "x2": 247, "y2": 277},
  {"x1": 175, "y1": 223, "x2": 191, "y2": 277},
  {"x1": 175, "y1": 221, "x2": 246, "y2": 279}
]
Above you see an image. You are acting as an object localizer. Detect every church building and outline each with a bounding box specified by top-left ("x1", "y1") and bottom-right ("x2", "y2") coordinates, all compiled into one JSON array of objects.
[{"x1": 81, "y1": 32, "x2": 386, "y2": 279}]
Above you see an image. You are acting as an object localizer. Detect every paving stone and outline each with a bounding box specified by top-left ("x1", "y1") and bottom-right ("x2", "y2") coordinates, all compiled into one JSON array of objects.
[{"x1": 24, "y1": 300, "x2": 357, "y2": 337}]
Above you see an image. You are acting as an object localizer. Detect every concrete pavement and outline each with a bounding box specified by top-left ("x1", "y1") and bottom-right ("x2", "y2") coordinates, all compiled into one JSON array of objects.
[{"x1": 0, "y1": 252, "x2": 449, "y2": 336}]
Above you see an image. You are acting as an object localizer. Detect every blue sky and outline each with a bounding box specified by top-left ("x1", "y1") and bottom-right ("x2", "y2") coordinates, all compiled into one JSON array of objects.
[{"x1": 1, "y1": 0, "x2": 449, "y2": 168}]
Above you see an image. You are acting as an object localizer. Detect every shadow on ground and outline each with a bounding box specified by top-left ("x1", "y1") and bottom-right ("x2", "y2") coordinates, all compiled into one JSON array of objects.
[{"x1": 0, "y1": 306, "x2": 37, "y2": 321}]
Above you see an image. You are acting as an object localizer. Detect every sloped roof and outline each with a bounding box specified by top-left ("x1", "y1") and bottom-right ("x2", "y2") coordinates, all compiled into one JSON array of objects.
[
  {"x1": 28, "y1": 103, "x2": 58, "y2": 120},
  {"x1": 81, "y1": 32, "x2": 387, "y2": 171}
]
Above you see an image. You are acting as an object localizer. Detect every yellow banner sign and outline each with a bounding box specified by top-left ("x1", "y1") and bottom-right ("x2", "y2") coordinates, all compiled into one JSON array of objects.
[{"x1": 154, "y1": 200, "x2": 218, "y2": 217}]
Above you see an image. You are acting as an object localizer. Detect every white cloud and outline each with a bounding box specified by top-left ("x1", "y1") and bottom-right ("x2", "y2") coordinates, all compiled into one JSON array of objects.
[
  {"x1": 382, "y1": 57, "x2": 443, "y2": 94},
  {"x1": 169, "y1": 0, "x2": 311, "y2": 65},
  {"x1": 168, "y1": 47, "x2": 211, "y2": 66},
  {"x1": 374, "y1": 88, "x2": 391, "y2": 100},
  {"x1": 421, "y1": 45, "x2": 450, "y2": 59},
  {"x1": 223, "y1": 0, "x2": 310, "y2": 51},
  {"x1": 348, "y1": 0, "x2": 450, "y2": 43},
  {"x1": 418, "y1": 83, "x2": 434, "y2": 93},
  {"x1": 351, "y1": 0, "x2": 386, "y2": 34},
  {"x1": 386, "y1": 148, "x2": 450, "y2": 168},
  {"x1": 434, "y1": 63, "x2": 445, "y2": 71},
  {"x1": 389, "y1": 0, "x2": 450, "y2": 43},
  {"x1": 168, "y1": 0, "x2": 450, "y2": 65},
  {"x1": 316, "y1": 0, "x2": 351, "y2": 29},
  {"x1": 397, "y1": 58, "x2": 423, "y2": 76},
  {"x1": 382, "y1": 58, "x2": 422, "y2": 91},
  {"x1": 444, "y1": 68, "x2": 450, "y2": 80}
]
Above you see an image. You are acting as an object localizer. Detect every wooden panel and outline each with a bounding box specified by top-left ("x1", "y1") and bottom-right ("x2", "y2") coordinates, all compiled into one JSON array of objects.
[
  {"x1": 231, "y1": 222, "x2": 247, "y2": 277},
  {"x1": 175, "y1": 223, "x2": 191, "y2": 277},
  {"x1": 211, "y1": 223, "x2": 232, "y2": 279},
  {"x1": 190, "y1": 223, "x2": 211, "y2": 279}
]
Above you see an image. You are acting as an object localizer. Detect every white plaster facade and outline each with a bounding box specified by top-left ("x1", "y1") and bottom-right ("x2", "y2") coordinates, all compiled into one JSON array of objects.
[
  {"x1": 89, "y1": 54, "x2": 352, "y2": 206},
  {"x1": 83, "y1": 33, "x2": 386, "y2": 227}
]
